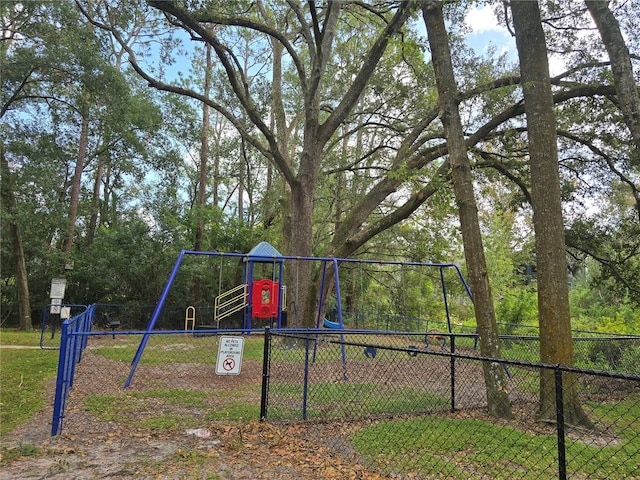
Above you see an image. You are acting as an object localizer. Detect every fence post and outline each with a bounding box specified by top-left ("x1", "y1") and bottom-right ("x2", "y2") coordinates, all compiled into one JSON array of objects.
[
  {"x1": 554, "y1": 366, "x2": 567, "y2": 480},
  {"x1": 51, "y1": 321, "x2": 69, "y2": 435},
  {"x1": 450, "y1": 335, "x2": 456, "y2": 412},
  {"x1": 260, "y1": 327, "x2": 271, "y2": 421},
  {"x1": 303, "y1": 336, "x2": 311, "y2": 420}
]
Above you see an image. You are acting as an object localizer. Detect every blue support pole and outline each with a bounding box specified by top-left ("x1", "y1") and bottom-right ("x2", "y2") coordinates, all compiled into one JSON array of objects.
[
  {"x1": 439, "y1": 267, "x2": 452, "y2": 333},
  {"x1": 312, "y1": 262, "x2": 329, "y2": 363},
  {"x1": 51, "y1": 321, "x2": 69, "y2": 435},
  {"x1": 315, "y1": 261, "x2": 328, "y2": 328},
  {"x1": 277, "y1": 261, "x2": 284, "y2": 328},
  {"x1": 125, "y1": 250, "x2": 186, "y2": 387},
  {"x1": 332, "y1": 258, "x2": 348, "y2": 381},
  {"x1": 247, "y1": 261, "x2": 254, "y2": 331},
  {"x1": 332, "y1": 258, "x2": 345, "y2": 329}
]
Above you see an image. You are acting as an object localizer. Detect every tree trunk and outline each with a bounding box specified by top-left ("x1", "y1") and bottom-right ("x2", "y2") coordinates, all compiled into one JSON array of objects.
[
  {"x1": 422, "y1": 1, "x2": 512, "y2": 419},
  {"x1": 292, "y1": 152, "x2": 319, "y2": 327},
  {"x1": 86, "y1": 152, "x2": 105, "y2": 245},
  {"x1": 1, "y1": 149, "x2": 33, "y2": 331},
  {"x1": 139, "y1": 1, "x2": 413, "y2": 327},
  {"x1": 511, "y1": 0, "x2": 592, "y2": 428},
  {"x1": 238, "y1": 138, "x2": 246, "y2": 222},
  {"x1": 192, "y1": 44, "x2": 212, "y2": 302},
  {"x1": 65, "y1": 112, "x2": 90, "y2": 254},
  {"x1": 195, "y1": 42, "x2": 212, "y2": 253},
  {"x1": 586, "y1": 0, "x2": 640, "y2": 151}
]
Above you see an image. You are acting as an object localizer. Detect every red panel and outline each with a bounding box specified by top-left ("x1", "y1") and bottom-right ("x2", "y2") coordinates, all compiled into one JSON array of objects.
[{"x1": 251, "y1": 280, "x2": 279, "y2": 318}]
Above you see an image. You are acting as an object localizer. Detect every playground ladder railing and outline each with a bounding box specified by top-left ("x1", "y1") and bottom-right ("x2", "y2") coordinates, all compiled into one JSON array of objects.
[
  {"x1": 214, "y1": 284, "x2": 248, "y2": 325},
  {"x1": 184, "y1": 305, "x2": 196, "y2": 330}
]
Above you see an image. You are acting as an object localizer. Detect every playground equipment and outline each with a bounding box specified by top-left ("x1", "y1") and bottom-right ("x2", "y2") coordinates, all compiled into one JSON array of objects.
[
  {"x1": 208, "y1": 242, "x2": 287, "y2": 330},
  {"x1": 184, "y1": 306, "x2": 196, "y2": 331},
  {"x1": 124, "y1": 244, "x2": 474, "y2": 387}
]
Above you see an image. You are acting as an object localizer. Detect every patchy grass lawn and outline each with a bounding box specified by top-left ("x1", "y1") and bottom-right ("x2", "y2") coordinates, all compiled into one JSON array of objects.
[{"x1": 0, "y1": 343, "x2": 58, "y2": 436}]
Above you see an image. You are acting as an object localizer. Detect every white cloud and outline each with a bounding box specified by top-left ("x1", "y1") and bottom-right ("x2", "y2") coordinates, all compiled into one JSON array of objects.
[
  {"x1": 465, "y1": 5, "x2": 504, "y2": 34},
  {"x1": 548, "y1": 53, "x2": 565, "y2": 77}
]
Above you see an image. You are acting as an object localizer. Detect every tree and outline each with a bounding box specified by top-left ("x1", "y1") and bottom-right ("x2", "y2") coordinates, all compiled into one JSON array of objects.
[
  {"x1": 510, "y1": 0, "x2": 592, "y2": 427},
  {"x1": 0, "y1": 0, "x2": 68, "y2": 328},
  {"x1": 585, "y1": 0, "x2": 640, "y2": 150},
  {"x1": 422, "y1": 0, "x2": 512, "y2": 419},
  {"x1": 81, "y1": 0, "x2": 416, "y2": 326},
  {"x1": 1, "y1": 147, "x2": 32, "y2": 330}
]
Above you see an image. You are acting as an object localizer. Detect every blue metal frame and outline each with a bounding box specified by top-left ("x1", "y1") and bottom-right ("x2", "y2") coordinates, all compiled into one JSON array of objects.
[
  {"x1": 51, "y1": 304, "x2": 95, "y2": 435},
  {"x1": 124, "y1": 248, "x2": 474, "y2": 388}
]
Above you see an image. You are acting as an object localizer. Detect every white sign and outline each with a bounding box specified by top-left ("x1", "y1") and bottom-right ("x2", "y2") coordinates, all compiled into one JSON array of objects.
[
  {"x1": 216, "y1": 336, "x2": 245, "y2": 375},
  {"x1": 50, "y1": 298, "x2": 62, "y2": 314},
  {"x1": 50, "y1": 278, "x2": 67, "y2": 299}
]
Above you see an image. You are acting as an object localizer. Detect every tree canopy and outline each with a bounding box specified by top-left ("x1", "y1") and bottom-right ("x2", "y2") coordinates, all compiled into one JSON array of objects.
[{"x1": 2, "y1": 0, "x2": 638, "y2": 341}]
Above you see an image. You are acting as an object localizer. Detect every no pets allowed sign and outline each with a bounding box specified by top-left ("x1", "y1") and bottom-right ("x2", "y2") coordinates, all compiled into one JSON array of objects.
[{"x1": 215, "y1": 336, "x2": 245, "y2": 375}]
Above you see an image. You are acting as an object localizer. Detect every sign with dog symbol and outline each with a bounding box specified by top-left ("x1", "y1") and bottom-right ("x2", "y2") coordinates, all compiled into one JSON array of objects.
[{"x1": 216, "y1": 336, "x2": 245, "y2": 375}]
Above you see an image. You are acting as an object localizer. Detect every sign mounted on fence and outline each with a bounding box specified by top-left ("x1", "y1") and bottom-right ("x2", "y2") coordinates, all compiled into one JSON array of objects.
[
  {"x1": 50, "y1": 278, "x2": 67, "y2": 299},
  {"x1": 215, "y1": 336, "x2": 245, "y2": 375},
  {"x1": 50, "y1": 297, "x2": 62, "y2": 314}
]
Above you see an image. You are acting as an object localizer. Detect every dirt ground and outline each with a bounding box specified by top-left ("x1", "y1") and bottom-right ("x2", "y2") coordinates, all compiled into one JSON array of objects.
[
  {"x1": 2, "y1": 339, "x2": 631, "y2": 479},
  {"x1": 2, "y1": 387, "x2": 391, "y2": 479},
  {"x1": 1, "y1": 344, "x2": 393, "y2": 480}
]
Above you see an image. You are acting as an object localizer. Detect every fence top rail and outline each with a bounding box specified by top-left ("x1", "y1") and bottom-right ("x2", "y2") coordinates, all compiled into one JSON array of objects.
[
  {"x1": 497, "y1": 334, "x2": 640, "y2": 341},
  {"x1": 271, "y1": 327, "x2": 479, "y2": 337},
  {"x1": 72, "y1": 328, "x2": 260, "y2": 336},
  {"x1": 271, "y1": 328, "x2": 640, "y2": 342},
  {"x1": 269, "y1": 329, "x2": 640, "y2": 381}
]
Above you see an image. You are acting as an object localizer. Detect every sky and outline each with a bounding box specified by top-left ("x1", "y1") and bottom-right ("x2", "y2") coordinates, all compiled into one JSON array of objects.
[
  {"x1": 464, "y1": 4, "x2": 516, "y2": 59},
  {"x1": 464, "y1": 3, "x2": 575, "y2": 77}
]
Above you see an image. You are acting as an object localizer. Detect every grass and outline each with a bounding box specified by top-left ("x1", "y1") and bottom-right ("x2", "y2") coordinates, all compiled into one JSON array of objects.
[
  {"x1": 0, "y1": 443, "x2": 42, "y2": 465},
  {"x1": 0, "y1": 329, "x2": 42, "y2": 347},
  {"x1": 83, "y1": 385, "x2": 262, "y2": 428},
  {"x1": 204, "y1": 400, "x2": 261, "y2": 421},
  {"x1": 0, "y1": 338, "x2": 59, "y2": 436},
  {"x1": 350, "y1": 395, "x2": 640, "y2": 479},
  {"x1": 585, "y1": 393, "x2": 640, "y2": 440},
  {"x1": 268, "y1": 381, "x2": 450, "y2": 420}
]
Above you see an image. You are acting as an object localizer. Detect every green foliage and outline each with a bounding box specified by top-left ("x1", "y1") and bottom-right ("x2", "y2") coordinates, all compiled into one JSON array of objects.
[
  {"x1": 569, "y1": 264, "x2": 640, "y2": 334},
  {"x1": 2, "y1": 0, "x2": 638, "y2": 347},
  {"x1": 584, "y1": 340, "x2": 640, "y2": 372},
  {"x1": 495, "y1": 287, "x2": 538, "y2": 332}
]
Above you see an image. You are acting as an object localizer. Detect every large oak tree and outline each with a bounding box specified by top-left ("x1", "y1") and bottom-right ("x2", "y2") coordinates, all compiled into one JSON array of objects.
[{"x1": 511, "y1": 0, "x2": 592, "y2": 427}]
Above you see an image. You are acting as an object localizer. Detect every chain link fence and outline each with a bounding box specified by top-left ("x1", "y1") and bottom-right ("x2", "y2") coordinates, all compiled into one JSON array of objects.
[
  {"x1": 53, "y1": 322, "x2": 639, "y2": 479},
  {"x1": 263, "y1": 330, "x2": 640, "y2": 479}
]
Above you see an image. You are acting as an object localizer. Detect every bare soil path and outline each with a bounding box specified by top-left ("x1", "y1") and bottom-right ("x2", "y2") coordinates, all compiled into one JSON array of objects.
[
  {"x1": 2, "y1": 407, "x2": 389, "y2": 479},
  {"x1": 1, "y1": 369, "x2": 387, "y2": 480}
]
